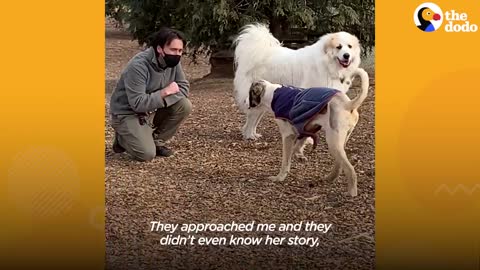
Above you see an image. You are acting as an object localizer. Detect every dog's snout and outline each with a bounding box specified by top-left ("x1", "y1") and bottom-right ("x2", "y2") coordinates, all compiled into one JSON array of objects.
[{"x1": 343, "y1": 53, "x2": 350, "y2": 60}]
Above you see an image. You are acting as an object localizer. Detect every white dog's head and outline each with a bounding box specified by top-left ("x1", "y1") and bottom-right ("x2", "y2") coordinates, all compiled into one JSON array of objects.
[{"x1": 322, "y1": 32, "x2": 361, "y2": 70}]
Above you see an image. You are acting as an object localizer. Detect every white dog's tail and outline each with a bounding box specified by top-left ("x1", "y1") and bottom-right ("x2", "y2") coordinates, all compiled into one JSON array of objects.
[
  {"x1": 233, "y1": 23, "x2": 281, "y2": 110},
  {"x1": 233, "y1": 23, "x2": 280, "y2": 71},
  {"x1": 346, "y1": 68, "x2": 370, "y2": 111}
]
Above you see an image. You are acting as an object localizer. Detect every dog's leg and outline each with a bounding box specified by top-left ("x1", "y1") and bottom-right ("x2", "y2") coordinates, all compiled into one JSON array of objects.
[
  {"x1": 269, "y1": 121, "x2": 296, "y2": 182},
  {"x1": 242, "y1": 107, "x2": 264, "y2": 140},
  {"x1": 325, "y1": 163, "x2": 341, "y2": 182},
  {"x1": 325, "y1": 129, "x2": 357, "y2": 197},
  {"x1": 341, "y1": 112, "x2": 359, "y2": 175},
  {"x1": 293, "y1": 138, "x2": 309, "y2": 162},
  {"x1": 335, "y1": 129, "x2": 354, "y2": 176},
  {"x1": 269, "y1": 134, "x2": 296, "y2": 181},
  {"x1": 252, "y1": 109, "x2": 266, "y2": 138}
]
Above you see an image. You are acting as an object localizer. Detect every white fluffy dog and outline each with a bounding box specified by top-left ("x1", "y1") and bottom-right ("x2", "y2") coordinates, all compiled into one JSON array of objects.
[
  {"x1": 233, "y1": 23, "x2": 362, "y2": 141},
  {"x1": 248, "y1": 68, "x2": 370, "y2": 197}
]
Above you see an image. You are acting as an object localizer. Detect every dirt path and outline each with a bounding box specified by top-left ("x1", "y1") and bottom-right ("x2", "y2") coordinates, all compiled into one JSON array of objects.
[{"x1": 105, "y1": 20, "x2": 375, "y2": 269}]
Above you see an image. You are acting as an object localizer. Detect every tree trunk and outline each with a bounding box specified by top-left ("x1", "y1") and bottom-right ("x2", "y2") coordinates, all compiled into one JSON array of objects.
[
  {"x1": 205, "y1": 15, "x2": 288, "y2": 79},
  {"x1": 207, "y1": 49, "x2": 235, "y2": 78},
  {"x1": 269, "y1": 15, "x2": 290, "y2": 39},
  {"x1": 269, "y1": 16, "x2": 283, "y2": 39}
]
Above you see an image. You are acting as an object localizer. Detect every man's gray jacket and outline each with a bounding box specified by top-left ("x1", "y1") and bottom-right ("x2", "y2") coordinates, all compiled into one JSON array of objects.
[{"x1": 109, "y1": 47, "x2": 189, "y2": 115}]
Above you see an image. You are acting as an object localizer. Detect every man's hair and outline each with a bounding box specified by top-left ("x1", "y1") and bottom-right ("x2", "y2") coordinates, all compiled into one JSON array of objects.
[{"x1": 148, "y1": 27, "x2": 187, "y2": 51}]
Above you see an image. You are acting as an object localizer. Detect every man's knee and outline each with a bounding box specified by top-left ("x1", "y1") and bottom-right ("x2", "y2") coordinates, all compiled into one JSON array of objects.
[
  {"x1": 131, "y1": 147, "x2": 156, "y2": 162},
  {"x1": 124, "y1": 139, "x2": 156, "y2": 162},
  {"x1": 173, "y1": 98, "x2": 192, "y2": 118}
]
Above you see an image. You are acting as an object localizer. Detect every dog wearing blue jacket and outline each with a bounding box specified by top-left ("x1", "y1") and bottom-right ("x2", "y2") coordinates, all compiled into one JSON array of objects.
[{"x1": 248, "y1": 68, "x2": 369, "y2": 197}]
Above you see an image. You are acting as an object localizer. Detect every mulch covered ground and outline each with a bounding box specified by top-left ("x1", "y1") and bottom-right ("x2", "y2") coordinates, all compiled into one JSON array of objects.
[{"x1": 105, "y1": 20, "x2": 375, "y2": 270}]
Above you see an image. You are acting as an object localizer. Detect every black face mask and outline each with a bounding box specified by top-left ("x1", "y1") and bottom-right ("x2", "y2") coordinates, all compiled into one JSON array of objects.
[{"x1": 163, "y1": 53, "x2": 181, "y2": 67}]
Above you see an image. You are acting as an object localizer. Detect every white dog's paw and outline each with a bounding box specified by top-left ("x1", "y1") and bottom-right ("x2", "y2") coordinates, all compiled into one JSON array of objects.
[
  {"x1": 294, "y1": 153, "x2": 308, "y2": 163},
  {"x1": 243, "y1": 132, "x2": 262, "y2": 140},
  {"x1": 252, "y1": 132, "x2": 263, "y2": 139},
  {"x1": 268, "y1": 175, "x2": 286, "y2": 182}
]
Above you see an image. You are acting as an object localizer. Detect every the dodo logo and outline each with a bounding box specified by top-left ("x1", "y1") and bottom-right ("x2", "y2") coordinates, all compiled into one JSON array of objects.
[
  {"x1": 414, "y1": 2, "x2": 478, "y2": 32},
  {"x1": 414, "y1": 3, "x2": 443, "y2": 32}
]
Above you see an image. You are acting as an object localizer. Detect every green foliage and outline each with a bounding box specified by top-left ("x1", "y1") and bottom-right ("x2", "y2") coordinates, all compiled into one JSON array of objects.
[{"x1": 106, "y1": 0, "x2": 374, "y2": 55}]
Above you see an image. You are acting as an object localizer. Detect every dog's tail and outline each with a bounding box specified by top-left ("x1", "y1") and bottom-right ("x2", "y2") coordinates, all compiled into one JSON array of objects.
[
  {"x1": 346, "y1": 68, "x2": 370, "y2": 111},
  {"x1": 233, "y1": 23, "x2": 281, "y2": 70},
  {"x1": 232, "y1": 23, "x2": 281, "y2": 110}
]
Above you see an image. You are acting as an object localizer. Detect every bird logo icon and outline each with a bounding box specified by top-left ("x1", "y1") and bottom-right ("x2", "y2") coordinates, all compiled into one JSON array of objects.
[{"x1": 414, "y1": 3, "x2": 443, "y2": 32}]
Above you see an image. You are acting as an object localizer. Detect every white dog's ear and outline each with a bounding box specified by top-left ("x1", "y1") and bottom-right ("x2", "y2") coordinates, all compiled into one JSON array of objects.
[
  {"x1": 353, "y1": 35, "x2": 361, "y2": 51},
  {"x1": 323, "y1": 34, "x2": 337, "y2": 54}
]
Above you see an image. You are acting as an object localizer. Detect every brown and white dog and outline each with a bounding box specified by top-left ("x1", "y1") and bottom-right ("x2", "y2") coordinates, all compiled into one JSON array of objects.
[{"x1": 248, "y1": 68, "x2": 369, "y2": 197}]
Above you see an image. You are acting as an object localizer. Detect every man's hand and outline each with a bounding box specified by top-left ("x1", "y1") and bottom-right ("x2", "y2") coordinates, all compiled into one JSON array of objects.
[{"x1": 159, "y1": 82, "x2": 180, "y2": 98}]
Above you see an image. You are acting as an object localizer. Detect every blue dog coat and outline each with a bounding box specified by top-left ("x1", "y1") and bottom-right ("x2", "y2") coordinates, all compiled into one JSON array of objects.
[{"x1": 271, "y1": 85, "x2": 340, "y2": 138}]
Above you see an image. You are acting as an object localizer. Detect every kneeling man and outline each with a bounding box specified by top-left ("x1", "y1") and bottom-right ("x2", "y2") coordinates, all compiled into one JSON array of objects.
[{"x1": 109, "y1": 27, "x2": 192, "y2": 161}]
